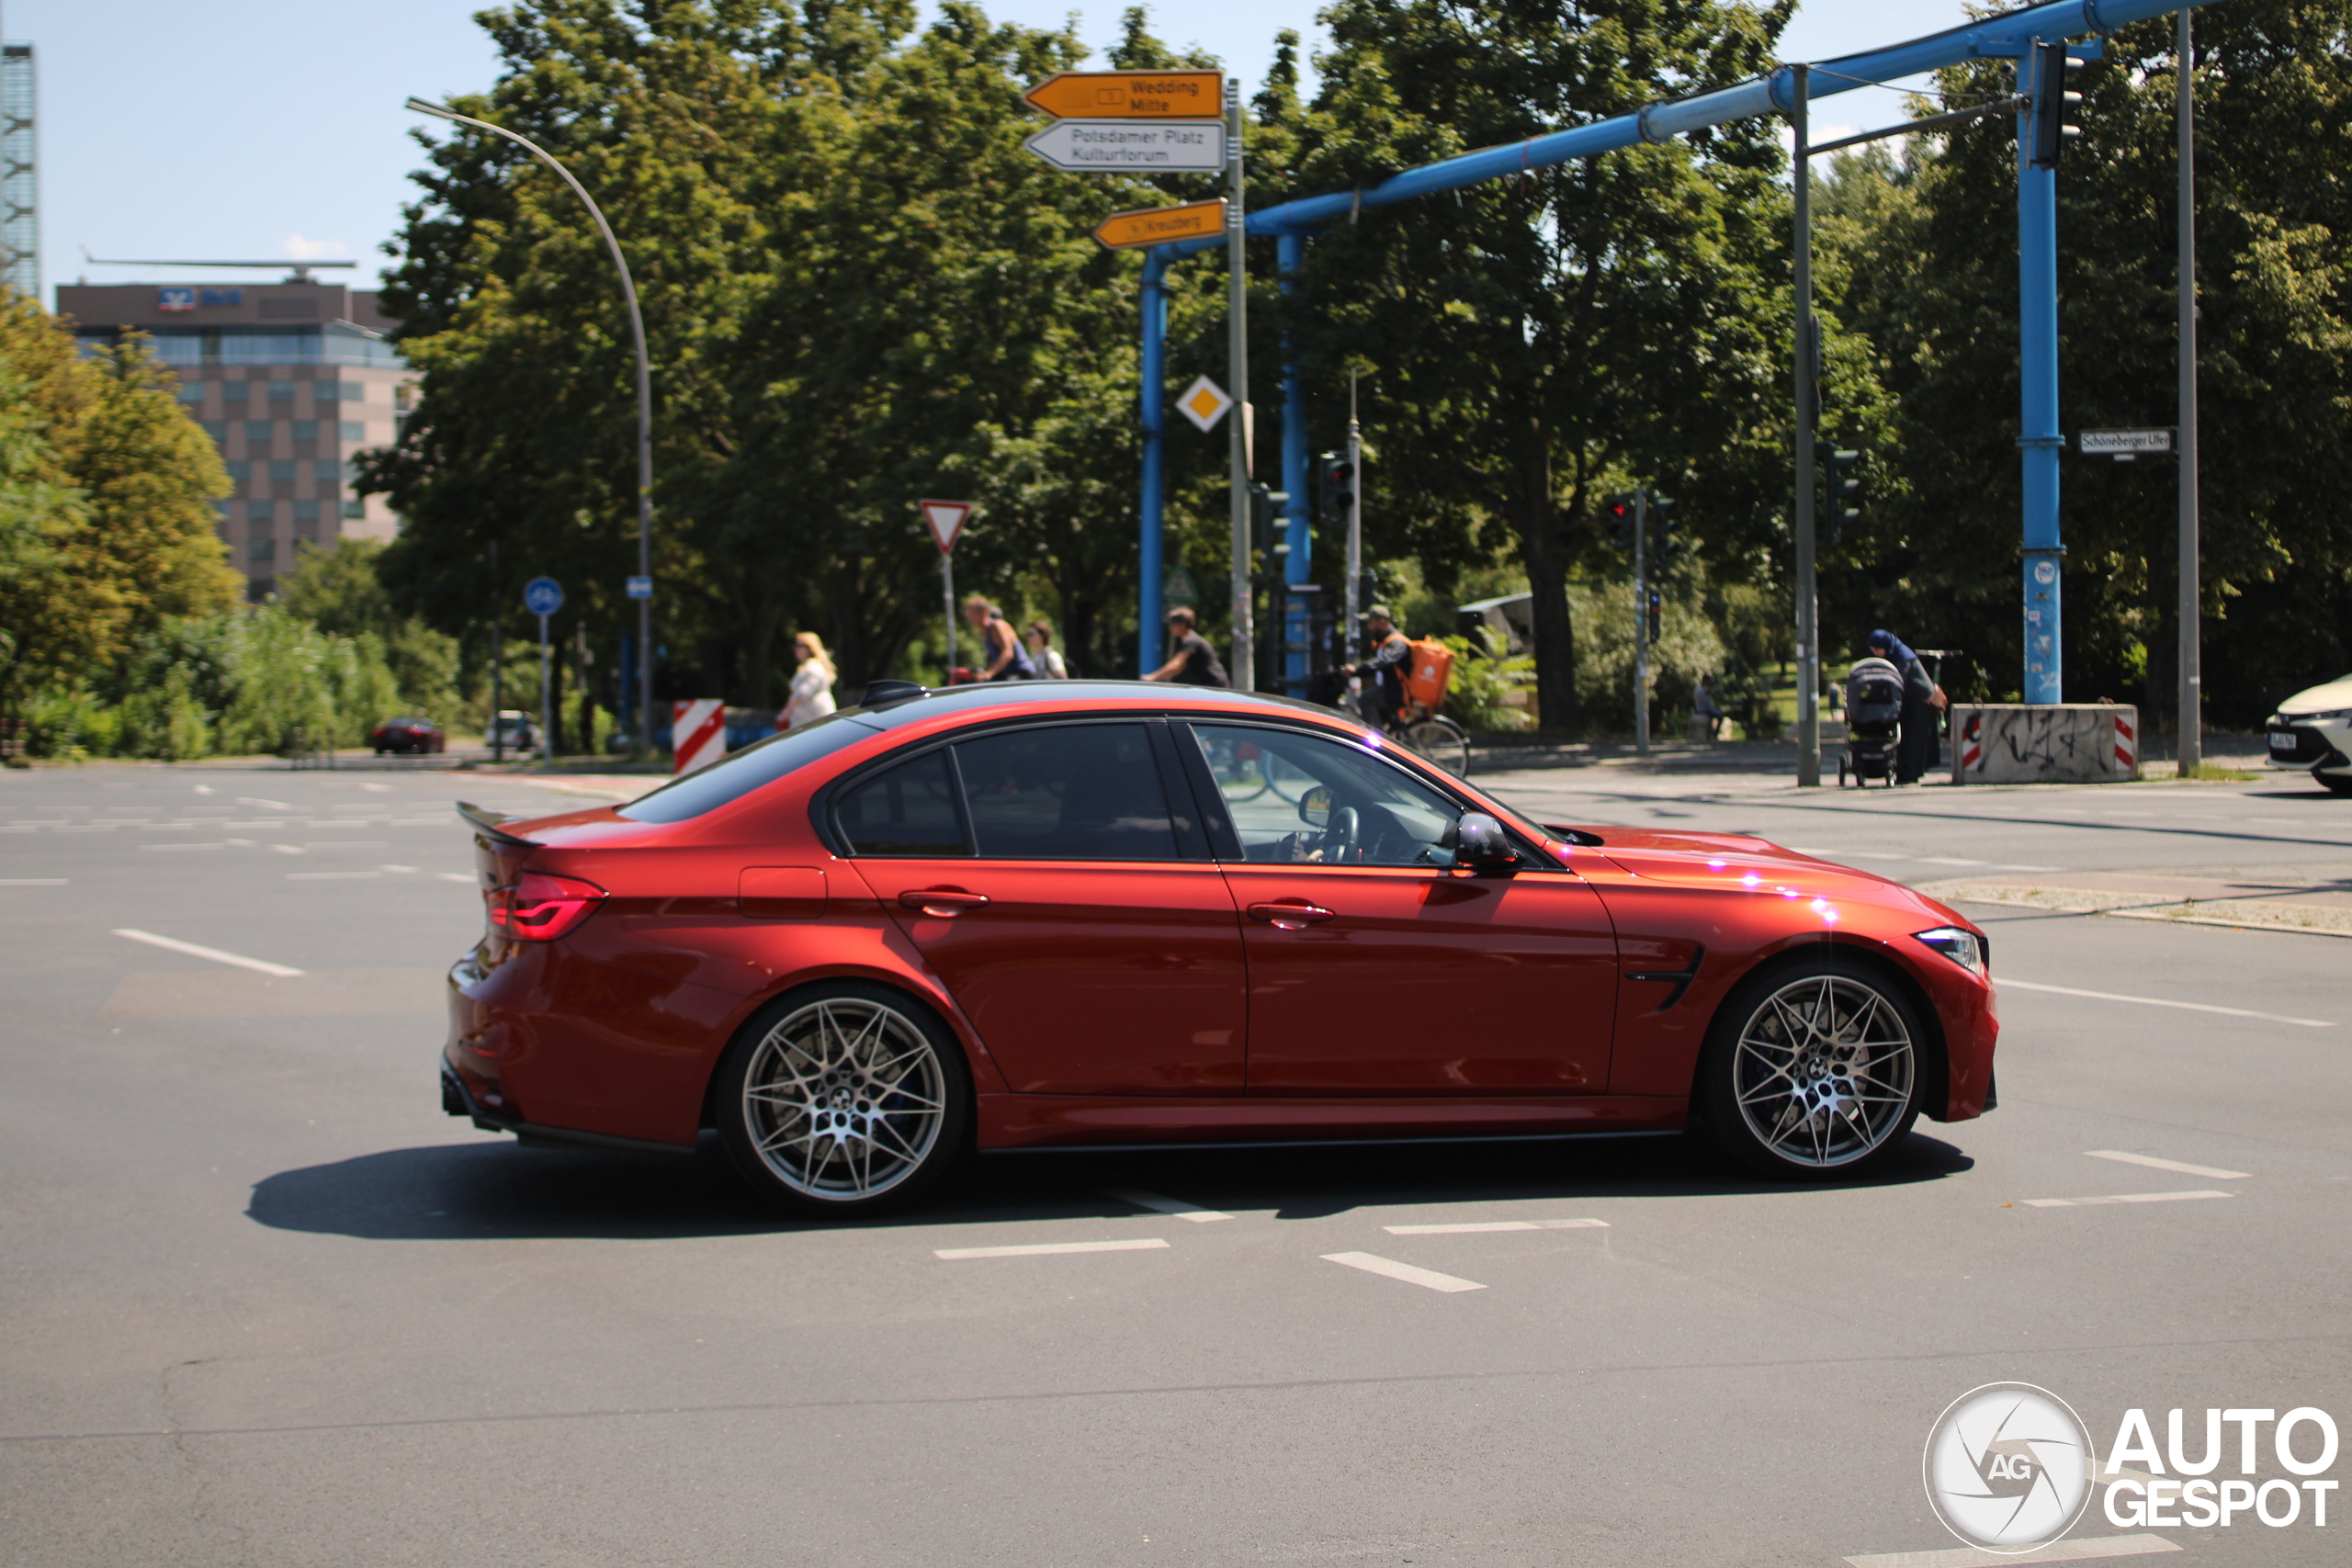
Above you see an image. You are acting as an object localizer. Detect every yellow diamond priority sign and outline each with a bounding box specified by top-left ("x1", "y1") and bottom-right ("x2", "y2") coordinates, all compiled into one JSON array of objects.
[{"x1": 1177, "y1": 375, "x2": 1232, "y2": 434}]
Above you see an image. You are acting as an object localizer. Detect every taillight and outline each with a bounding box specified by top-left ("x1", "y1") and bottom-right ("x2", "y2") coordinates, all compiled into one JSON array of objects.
[{"x1": 487, "y1": 871, "x2": 607, "y2": 942}]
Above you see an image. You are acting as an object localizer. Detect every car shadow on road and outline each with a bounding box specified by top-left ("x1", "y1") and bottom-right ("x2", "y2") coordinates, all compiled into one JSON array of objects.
[{"x1": 249, "y1": 1128, "x2": 1973, "y2": 1242}]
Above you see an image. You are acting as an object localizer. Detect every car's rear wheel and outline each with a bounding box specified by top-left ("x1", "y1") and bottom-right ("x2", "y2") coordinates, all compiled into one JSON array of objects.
[
  {"x1": 1696, "y1": 955, "x2": 1924, "y2": 1178},
  {"x1": 715, "y1": 982, "x2": 970, "y2": 1215}
]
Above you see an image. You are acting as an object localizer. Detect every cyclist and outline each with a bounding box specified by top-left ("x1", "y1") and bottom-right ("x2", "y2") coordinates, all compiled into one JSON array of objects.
[{"x1": 1351, "y1": 606, "x2": 1412, "y2": 733}]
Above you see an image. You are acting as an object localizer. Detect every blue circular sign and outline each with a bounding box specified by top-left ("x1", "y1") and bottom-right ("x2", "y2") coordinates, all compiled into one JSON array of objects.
[{"x1": 523, "y1": 576, "x2": 564, "y2": 615}]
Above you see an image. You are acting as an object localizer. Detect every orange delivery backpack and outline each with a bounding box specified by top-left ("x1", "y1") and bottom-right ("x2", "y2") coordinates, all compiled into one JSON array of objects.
[{"x1": 1401, "y1": 638, "x2": 1454, "y2": 717}]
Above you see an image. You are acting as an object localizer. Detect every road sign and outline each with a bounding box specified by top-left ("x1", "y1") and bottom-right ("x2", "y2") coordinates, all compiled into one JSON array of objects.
[
  {"x1": 919, "y1": 499, "x2": 972, "y2": 556},
  {"x1": 523, "y1": 576, "x2": 564, "y2": 615},
  {"x1": 1023, "y1": 71, "x2": 1221, "y2": 120},
  {"x1": 1023, "y1": 118, "x2": 1225, "y2": 173},
  {"x1": 1177, "y1": 375, "x2": 1232, "y2": 433},
  {"x1": 1094, "y1": 198, "x2": 1227, "y2": 251},
  {"x1": 625, "y1": 574, "x2": 651, "y2": 600},
  {"x1": 2079, "y1": 427, "x2": 2176, "y2": 458},
  {"x1": 1162, "y1": 563, "x2": 1201, "y2": 604}
]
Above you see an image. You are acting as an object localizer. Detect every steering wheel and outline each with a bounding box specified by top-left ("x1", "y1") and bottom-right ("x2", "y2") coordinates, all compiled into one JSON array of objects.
[{"x1": 1320, "y1": 807, "x2": 1360, "y2": 864}]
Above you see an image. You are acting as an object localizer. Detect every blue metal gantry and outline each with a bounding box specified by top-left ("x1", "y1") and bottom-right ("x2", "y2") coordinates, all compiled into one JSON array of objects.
[{"x1": 1132, "y1": 0, "x2": 2233, "y2": 702}]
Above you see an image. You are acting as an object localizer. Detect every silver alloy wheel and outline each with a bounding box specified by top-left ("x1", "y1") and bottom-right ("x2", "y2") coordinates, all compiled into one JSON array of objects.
[
  {"x1": 740, "y1": 997, "x2": 947, "y2": 1201},
  {"x1": 1732, "y1": 973, "x2": 1916, "y2": 1168}
]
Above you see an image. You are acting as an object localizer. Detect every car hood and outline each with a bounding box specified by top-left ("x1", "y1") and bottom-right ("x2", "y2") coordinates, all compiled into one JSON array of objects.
[
  {"x1": 2279, "y1": 674, "x2": 2352, "y2": 716},
  {"x1": 1564, "y1": 824, "x2": 1968, "y2": 921}
]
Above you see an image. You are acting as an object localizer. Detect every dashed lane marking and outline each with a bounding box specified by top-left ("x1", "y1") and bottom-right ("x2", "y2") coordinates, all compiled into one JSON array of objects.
[
  {"x1": 437, "y1": 873, "x2": 476, "y2": 884},
  {"x1": 112, "y1": 929, "x2": 302, "y2": 977},
  {"x1": 287, "y1": 872, "x2": 380, "y2": 881},
  {"x1": 141, "y1": 843, "x2": 223, "y2": 852},
  {"x1": 935, "y1": 1238, "x2": 1170, "y2": 1260},
  {"x1": 0, "y1": 878, "x2": 66, "y2": 886},
  {"x1": 271, "y1": 844, "x2": 306, "y2": 855},
  {"x1": 1841, "y1": 1529, "x2": 2183, "y2": 1564},
  {"x1": 1104, "y1": 1188, "x2": 1233, "y2": 1222},
  {"x1": 2019, "y1": 1190, "x2": 2234, "y2": 1209},
  {"x1": 2086, "y1": 1149, "x2": 2252, "y2": 1180},
  {"x1": 1320, "y1": 1252, "x2": 1487, "y2": 1293},
  {"x1": 2000, "y1": 978, "x2": 2333, "y2": 1029},
  {"x1": 1383, "y1": 1219, "x2": 1608, "y2": 1235},
  {"x1": 379, "y1": 864, "x2": 420, "y2": 874},
  {"x1": 238, "y1": 797, "x2": 292, "y2": 810}
]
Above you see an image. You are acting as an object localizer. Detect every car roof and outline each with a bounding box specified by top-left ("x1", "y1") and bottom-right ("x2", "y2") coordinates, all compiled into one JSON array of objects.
[{"x1": 846, "y1": 679, "x2": 1340, "y2": 729}]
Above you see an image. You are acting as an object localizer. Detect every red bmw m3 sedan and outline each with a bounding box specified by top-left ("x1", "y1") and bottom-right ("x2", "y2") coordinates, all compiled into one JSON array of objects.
[{"x1": 441, "y1": 681, "x2": 1997, "y2": 1214}]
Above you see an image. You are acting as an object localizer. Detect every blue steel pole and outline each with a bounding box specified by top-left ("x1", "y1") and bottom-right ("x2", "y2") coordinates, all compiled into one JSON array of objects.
[
  {"x1": 1138, "y1": 248, "x2": 1170, "y2": 677},
  {"x1": 1278, "y1": 232, "x2": 1312, "y2": 696},
  {"x1": 2018, "y1": 48, "x2": 2065, "y2": 705}
]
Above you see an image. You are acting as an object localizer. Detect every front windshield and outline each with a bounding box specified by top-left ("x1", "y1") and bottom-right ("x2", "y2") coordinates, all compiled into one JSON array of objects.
[{"x1": 617, "y1": 714, "x2": 878, "y2": 824}]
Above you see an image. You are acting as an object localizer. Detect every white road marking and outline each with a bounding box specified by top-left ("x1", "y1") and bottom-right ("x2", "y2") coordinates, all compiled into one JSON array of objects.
[
  {"x1": 379, "y1": 864, "x2": 420, "y2": 874},
  {"x1": 935, "y1": 1238, "x2": 1170, "y2": 1260},
  {"x1": 1917, "y1": 856, "x2": 1986, "y2": 865},
  {"x1": 360, "y1": 783, "x2": 392, "y2": 792},
  {"x1": 1843, "y1": 1529, "x2": 2182, "y2": 1565},
  {"x1": 1999, "y1": 978, "x2": 2332, "y2": 1028},
  {"x1": 0, "y1": 878, "x2": 66, "y2": 886},
  {"x1": 112, "y1": 929, "x2": 303, "y2": 977},
  {"x1": 287, "y1": 872, "x2": 380, "y2": 881},
  {"x1": 1104, "y1": 1188, "x2": 1233, "y2": 1222},
  {"x1": 1320, "y1": 1252, "x2": 1487, "y2": 1292},
  {"x1": 303, "y1": 840, "x2": 386, "y2": 848},
  {"x1": 238, "y1": 797, "x2": 292, "y2": 810},
  {"x1": 438, "y1": 873, "x2": 477, "y2": 884},
  {"x1": 2086, "y1": 1149, "x2": 2252, "y2": 1180},
  {"x1": 141, "y1": 843, "x2": 223, "y2": 852},
  {"x1": 1383, "y1": 1219, "x2": 1609, "y2": 1235},
  {"x1": 271, "y1": 844, "x2": 306, "y2": 855},
  {"x1": 193, "y1": 784, "x2": 215, "y2": 795},
  {"x1": 2019, "y1": 1190, "x2": 2234, "y2": 1209}
]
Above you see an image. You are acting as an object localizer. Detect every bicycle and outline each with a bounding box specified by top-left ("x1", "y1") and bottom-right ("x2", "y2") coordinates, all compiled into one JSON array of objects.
[{"x1": 1395, "y1": 706, "x2": 1470, "y2": 778}]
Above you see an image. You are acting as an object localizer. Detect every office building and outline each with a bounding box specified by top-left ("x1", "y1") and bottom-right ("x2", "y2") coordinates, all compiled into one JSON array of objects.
[
  {"x1": 59, "y1": 278, "x2": 418, "y2": 598},
  {"x1": 1, "y1": 36, "x2": 33, "y2": 299}
]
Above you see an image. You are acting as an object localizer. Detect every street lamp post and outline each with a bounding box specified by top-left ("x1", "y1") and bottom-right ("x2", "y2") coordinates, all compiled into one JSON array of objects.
[{"x1": 404, "y1": 97, "x2": 654, "y2": 754}]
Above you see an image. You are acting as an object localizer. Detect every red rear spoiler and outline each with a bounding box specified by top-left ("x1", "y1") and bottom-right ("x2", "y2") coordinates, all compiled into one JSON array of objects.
[{"x1": 457, "y1": 800, "x2": 538, "y2": 849}]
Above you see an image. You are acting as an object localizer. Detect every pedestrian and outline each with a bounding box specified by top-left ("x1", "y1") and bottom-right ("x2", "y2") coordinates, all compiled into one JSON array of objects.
[
  {"x1": 1866, "y1": 628, "x2": 1947, "y2": 784},
  {"x1": 1694, "y1": 673, "x2": 1726, "y2": 741},
  {"x1": 962, "y1": 595, "x2": 1035, "y2": 682},
  {"x1": 1023, "y1": 619, "x2": 1069, "y2": 680},
  {"x1": 1349, "y1": 605, "x2": 1412, "y2": 732},
  {"x1": 1142, "y1": 606, "x2": 1229, "y2": 687},
  {"x1": 780, "y1": 631, "x2": 837, "y2": 729}
]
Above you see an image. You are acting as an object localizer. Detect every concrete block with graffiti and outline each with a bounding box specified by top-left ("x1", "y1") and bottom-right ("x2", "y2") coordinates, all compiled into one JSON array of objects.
[{"x1": 1951, "y1": 705, "x2": 2139, "y2": 784}]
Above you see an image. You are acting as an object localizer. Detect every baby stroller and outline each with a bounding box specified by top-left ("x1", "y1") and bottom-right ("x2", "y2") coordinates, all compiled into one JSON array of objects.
[{"x1": 1839, "y1": 657, "x2": 1904, "y2": 787}]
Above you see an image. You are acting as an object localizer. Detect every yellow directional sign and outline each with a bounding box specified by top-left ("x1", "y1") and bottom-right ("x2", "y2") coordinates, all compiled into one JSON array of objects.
[
  {"x1": 1024, "y1": 70, "x2": 1223, "y2": 120},
  {"x1": 1093, "y1": 198, "x2": 1228, "y2": 251}
]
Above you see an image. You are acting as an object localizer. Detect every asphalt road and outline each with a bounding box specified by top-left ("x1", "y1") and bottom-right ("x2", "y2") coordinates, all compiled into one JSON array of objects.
[{"x1": 3, "y1": 761, "x2": 2346, "y2": 1567}]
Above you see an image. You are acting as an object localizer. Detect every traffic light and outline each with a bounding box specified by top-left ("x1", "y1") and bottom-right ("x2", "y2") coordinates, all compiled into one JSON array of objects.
[
  {"x1": 1820, "y1": 444, "x2": 1862, "y2": 543},
  {"x1": 1646, "y1": 591, "x2": 1662, "y2": 645},
  {"x1": 1649, "y1": 493, "x2": 1679, "y2": 572},
  {"x1": 1250, "y1": 483, "x2": 1291, "y2": 575},
  {"x1": 1604, "y1": 491, "x2": 1638, "y2": 549},
  {"x1": 1318, "y1": 453, "x2": 1355, "y2": 525},
  {"x1": 2029, "y1": 42, "x2": 2086, "y2": 169}
]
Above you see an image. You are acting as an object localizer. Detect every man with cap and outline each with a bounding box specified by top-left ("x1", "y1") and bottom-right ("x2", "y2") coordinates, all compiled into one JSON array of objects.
[{"x1": 1350, "y1": 606, "x2": 1413, "y2": 732}]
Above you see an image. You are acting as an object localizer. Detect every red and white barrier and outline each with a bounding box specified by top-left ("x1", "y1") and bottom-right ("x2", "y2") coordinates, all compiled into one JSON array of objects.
[
  {"x1": 672, "y1": 698, "x2": 727, "y2": 774},
  {"x1": 2112, "y1": 709, "x2": 2137, "y2": 773}
]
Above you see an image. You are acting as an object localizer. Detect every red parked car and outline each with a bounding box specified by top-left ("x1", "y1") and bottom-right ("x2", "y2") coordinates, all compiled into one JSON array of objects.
[
  {"x1": 370, "y1": 716, "x2": 446, "y2": 755},
  {"x1": 441, "y1": 681, "x2": 1997, "y2": 1214}
]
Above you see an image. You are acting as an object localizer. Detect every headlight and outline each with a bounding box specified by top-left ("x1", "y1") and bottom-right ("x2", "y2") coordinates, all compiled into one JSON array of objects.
[
  {"x1": 1913, "y1": 926, "x2": 1985, "y2": 977},
  {"x1": 2283, "y1": 708, "x2": 2352, "y2": 724}
]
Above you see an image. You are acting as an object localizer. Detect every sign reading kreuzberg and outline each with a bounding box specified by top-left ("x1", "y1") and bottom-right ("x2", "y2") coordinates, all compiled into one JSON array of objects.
[
  {"x1": 1023, "y1": 70, "x2": 1222, "y2": 119},
  {"x1": 1025, "y1": 118, "x2": 1226, "y2": 173},
  {"x1": 1094, "y1": 198, "x2": 1227, "y2": 251}
]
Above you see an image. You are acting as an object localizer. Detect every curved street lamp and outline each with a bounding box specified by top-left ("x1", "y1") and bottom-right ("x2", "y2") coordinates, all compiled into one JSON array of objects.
[{"x1": 404, "y1": 96, "x2": 654, "y2": 755}]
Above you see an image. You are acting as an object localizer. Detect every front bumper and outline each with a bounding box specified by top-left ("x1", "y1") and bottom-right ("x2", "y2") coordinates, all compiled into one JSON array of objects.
[{"x1": 2267, "y1": 720, "x2": 2350, "y2": 773}]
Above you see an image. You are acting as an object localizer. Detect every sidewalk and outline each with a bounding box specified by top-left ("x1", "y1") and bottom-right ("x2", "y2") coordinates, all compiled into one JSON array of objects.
[
  {"x1": 1470, "y1": 730, "x2": 2279, "y2": 780},
  {"x1": 1920, "y1": 864, "x2": 2352, "y2": 940}
]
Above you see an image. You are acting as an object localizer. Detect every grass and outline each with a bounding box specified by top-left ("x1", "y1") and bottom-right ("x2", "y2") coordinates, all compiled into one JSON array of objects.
[{"x1": 2167, "y1": 762, "x2": 2259, "y2": 783}]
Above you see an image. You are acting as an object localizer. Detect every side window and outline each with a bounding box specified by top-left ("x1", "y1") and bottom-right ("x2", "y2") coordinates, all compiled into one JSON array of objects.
[
  {"x1": 1189, "y1": 724, "x2": 1457, "y2": 868},
  {"x1": 955, "y1": 723, "x2": 1179, "y2": 861},
  {"x1": 834, "y1": 750, "x2": 969, "y2": 856}
]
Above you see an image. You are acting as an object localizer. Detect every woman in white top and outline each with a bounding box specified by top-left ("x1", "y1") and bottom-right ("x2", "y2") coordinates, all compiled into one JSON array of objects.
[
  {"x1": 782, "y1": 632, "x2": 837, "y2": 729},
  {"x1": 1023, "y1": 619, "x2": 1069, "y2": 680}
]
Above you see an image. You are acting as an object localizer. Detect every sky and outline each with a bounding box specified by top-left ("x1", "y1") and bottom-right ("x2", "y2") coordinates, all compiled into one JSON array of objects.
[{"x1": 12, "y1": 0, "x2": 1980, "y2": 305}]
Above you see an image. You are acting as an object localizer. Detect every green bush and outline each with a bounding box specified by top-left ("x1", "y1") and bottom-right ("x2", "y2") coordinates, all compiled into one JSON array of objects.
[{"x1": 1439, "y1": 631, "x2": 1534, "y2": 733}]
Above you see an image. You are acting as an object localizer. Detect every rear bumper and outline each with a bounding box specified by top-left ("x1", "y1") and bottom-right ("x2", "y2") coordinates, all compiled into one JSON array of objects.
[{"x1": 440, "y1": 1057, "x2": 695, "y2": 1157}]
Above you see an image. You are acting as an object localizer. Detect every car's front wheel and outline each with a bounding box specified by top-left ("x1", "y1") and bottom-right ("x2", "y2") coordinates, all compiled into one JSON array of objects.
[
  {"x1": 714, "y1": 982, "x2": 970, "y2": 1215},
  {"x1": 2316, "y1": 769, "x2": 2352, "y2": 796},
  {"x1": 1696, "y1": 955, "x2": 1925, "y2": 1178}
]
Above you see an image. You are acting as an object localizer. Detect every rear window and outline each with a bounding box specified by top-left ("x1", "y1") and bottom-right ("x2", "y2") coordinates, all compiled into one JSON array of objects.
[{"x1": 617, "y1": 715, "x2": 876, "y2": 824}]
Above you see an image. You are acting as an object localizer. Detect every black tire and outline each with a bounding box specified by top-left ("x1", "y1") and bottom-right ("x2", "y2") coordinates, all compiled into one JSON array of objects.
[
  {"x1": 1695, "y1": 953, "x2": 1926, "y2": 1179},
  {"x1": 2316, "y1": 770, "x2": 2352, "y2": 796},
  {"x1": 713, "y1": 980, "x2": 971, "y2": 1216}
]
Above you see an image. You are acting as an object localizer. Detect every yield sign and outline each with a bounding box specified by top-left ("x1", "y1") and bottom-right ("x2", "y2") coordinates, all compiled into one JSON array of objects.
[{"x1": 919, "y1": 499, "x2": 972, "y2": 556}]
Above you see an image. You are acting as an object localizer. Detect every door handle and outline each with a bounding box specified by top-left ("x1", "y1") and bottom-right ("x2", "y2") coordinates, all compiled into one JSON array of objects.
[
  {"x1": 1247, "y1": 901, "x2": 1336, "y2": 930},
  {"x1": 899, "y1": 888, "x2": 989, "y2": 917}
]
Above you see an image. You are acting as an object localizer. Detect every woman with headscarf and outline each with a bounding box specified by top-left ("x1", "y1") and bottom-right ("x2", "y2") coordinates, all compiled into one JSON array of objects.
[{"x1": 1866, "y1": 628, "x2": 1946, "y2": 784}]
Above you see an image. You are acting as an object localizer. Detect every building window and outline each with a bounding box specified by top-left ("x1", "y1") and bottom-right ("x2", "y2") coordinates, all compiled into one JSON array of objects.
[
  {"x1": 244, "y1": 420, "x2": 274, "y2": 446},
  {"x1": 269, "y1": 460, "x2": 297, "y2": 485},
  {"x1": 313, "y1": 379, "x2": 346, "y2": 403},
  {"x1": 200, "y1": 421, "x2": 228, "y2": 445},
  {"x1": 290, "y1": 420, "x2": 319, "y2": 444},
  {"x1": 338, "y1": 419, "x2": 365, "y2": 442},
  {"x1": 247, "y1": 538, "x2": 277, "y2": 562},
  {"x1": 176, "y1": 384, "x2": 205, "y2": 405},
  {"x1": 266, "y1": 381, "x2": 296, "y2": 402},
  {"x1": 342, "y1": 500, "x2": 366, "y2": 520},
  {"x1": 221, "y1": 380, "x2": 250, "y2": 403},
  {"x1": 248, "y1": 500, "x2": 276, "y2": 526},
  {"x1": 292, "y1": 499, "x2": 321, "y2": 525},
  {"x1": 223, "y1": 459, "x2": 250, "y2": 485},
  {"x1": 310, "y1": 459, "x2": 338, "y2": 484}
]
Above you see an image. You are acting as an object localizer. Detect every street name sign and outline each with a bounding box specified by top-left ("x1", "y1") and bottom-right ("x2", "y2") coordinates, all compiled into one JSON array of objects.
[
  {"x1": 1023, "y1": 71, "x2": 1222, "y2": 120},
  {"x1": 1177, "y1": 375, "x2": 1232, "y2": 433},
  {"x1": 919, "y1": 499, "x2": 972, "y2": 556},
  {"x1": 625, "y1": 574, "x2": 651, "y2": 600},
  {"x1": 1024, "y1": 118, "x2": 1225, "y2": 173},
  {"x1": 1095, "y1": 198, "x2": 1227, "y2": 251},
  {"x1": 2079, "y1": 427, "x2": 2176, "y2": 458},
  {"x1": 523, "y1": 576, "x2": 564, "y2": 615}
]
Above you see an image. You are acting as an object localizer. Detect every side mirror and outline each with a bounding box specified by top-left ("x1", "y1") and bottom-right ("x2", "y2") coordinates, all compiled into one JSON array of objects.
[
  {"x1": 1298, "y1": 784, "x2": 1332, "y2": 828},
  {"x1": 1453, "y1": 811, "x2": 1521, "y2": 870}
]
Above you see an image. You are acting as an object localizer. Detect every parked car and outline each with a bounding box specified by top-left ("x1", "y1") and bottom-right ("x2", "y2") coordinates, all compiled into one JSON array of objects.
[
  {"x1": 369, "y1": 716, "x2": 445, "y2": 756},
  {"x1": 2267, "y1": 674, "x2": 2352, "y2": 795},
  {"x1": 441, "y1": 681, "x2": 1998, "y2": 1215},
  {"x1": 487, "y1": 711, "x2": 537, "y2": 754}
]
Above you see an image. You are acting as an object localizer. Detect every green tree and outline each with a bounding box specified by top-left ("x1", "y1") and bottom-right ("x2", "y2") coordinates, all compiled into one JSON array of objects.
[{"x1": 279, "y1": 538, "x2": 466, "y2": 718}]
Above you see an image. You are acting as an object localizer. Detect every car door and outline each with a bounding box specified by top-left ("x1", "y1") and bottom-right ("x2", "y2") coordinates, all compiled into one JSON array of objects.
[
  {"x1": 837, "y1": 718, "x2": 1249, "y2": 1095},
  {"x1": 1183, "y1": 721, "x2": 1618, "y2": 1095}
]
